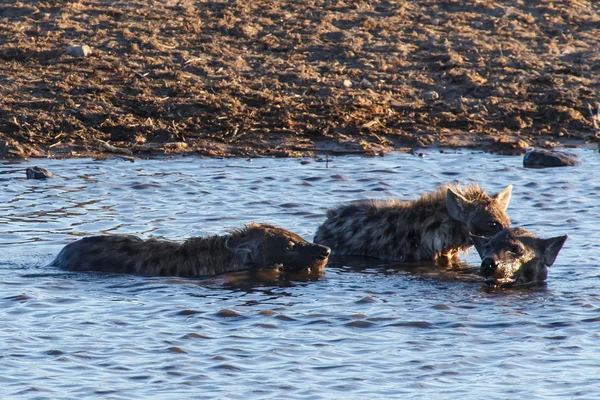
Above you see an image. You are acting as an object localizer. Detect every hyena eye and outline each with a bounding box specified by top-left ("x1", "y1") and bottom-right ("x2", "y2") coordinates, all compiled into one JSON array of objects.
[
  {"x1": 488, "y1": 220, "x2": 499, "y2": 228},
  {"x1": 509, "y1": 245, "x2": 524, "y2": 255}
]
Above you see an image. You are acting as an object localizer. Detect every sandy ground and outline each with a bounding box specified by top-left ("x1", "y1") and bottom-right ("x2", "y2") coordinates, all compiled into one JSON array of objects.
[{"x1": 1, "y1": 0, "x2": 599, "y2": 159}]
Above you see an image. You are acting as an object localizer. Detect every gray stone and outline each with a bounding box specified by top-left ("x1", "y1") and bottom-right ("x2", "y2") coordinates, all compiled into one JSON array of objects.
[
  {"x1": 423, "y1": 90, "x2": 439, "y2": 101},
  {"x1": 26, "y1": 166, "x2": 54, "y2": 179},
  {"x1": 65, "y1": 45, "x2": 92, "y2": 58},
  {"x1": 523, "y1": 148, "x2": 580, "y2": 168}
]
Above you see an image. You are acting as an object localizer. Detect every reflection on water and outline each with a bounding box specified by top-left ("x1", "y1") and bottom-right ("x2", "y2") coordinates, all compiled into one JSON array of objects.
[{"x1": 1, "y1": 150, "x2": 600, "y2": 399}]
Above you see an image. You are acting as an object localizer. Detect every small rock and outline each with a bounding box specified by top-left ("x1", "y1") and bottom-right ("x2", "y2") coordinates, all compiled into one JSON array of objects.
[
  {"x1": 65, "y1": 45, "x2": 92, "y2": 58},
  {"x1": 514, "y1": 139, "x2": 530, "y2": 150},
  {"x1": 423, "y1": 90, "x2": 439, "y2": 101},
  {"x1": 488, "y1": 136, "x2": 531, "y2": 154},
  {"x1": 161, "y1": 142, "x2": 188, "y2": 152},
  {"x1": 360, "y1": 78, "x2": 374, "y2": 89},
  {"x1": 523, "y1": 148, "x2": 580, "y2": 168},
  {"x1": 324, "y1": 31, "x2": 346, "y2": 42},
  {"x1": 236, "y1": 23, "x2": 262, "y2": 38},
  {"x1": 26, "y1": 166, "x2": 54, "y2": 180},
  {"x1": 343, "y1": 79, "x2": 353, "y2": 88},
  {"x1": 492, "y1": 87, "x2": 505, "y2": 97},
  {"x1": 507, "y1": 115, "x2": 529, "y2": 130}
]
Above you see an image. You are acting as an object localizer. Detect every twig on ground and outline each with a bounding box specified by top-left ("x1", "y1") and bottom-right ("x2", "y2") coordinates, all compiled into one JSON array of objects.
[{"x1": 588, "y1": 103, "x2": 600, "y2": 130}]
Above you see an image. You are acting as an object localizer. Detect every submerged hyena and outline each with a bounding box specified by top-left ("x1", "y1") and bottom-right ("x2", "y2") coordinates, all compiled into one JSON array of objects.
[
  {"x1": 471, "y1": 227, "x2": 567, "y2": 288},
  {"x1": 314, "y1": 184, "x2": 512, "y2": 263},
  {"x1": 48, "y1": 223, "x2": 331, "y2": 277}
]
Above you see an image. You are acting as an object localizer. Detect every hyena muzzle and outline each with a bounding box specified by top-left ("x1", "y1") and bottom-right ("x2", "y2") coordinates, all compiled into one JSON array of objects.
[
  {"x1": 314, "y1": 184, "x2": 512, "y2": 263},
  {"x1": 48, "y1": 223, "x2": 331, "y2": 277},
  {"x1": 471, "y1": 227, "x2": 567, "y2": 288}
]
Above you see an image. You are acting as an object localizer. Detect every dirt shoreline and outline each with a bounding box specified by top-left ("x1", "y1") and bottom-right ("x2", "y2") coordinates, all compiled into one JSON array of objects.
[{"x1": 1, "y1": 1, "x2": 599, "y2": 160}]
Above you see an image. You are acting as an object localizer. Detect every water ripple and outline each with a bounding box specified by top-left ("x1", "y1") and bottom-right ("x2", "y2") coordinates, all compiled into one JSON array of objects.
[{"x1": 1, "y1": 150, "x2": 600, "y2": 398}]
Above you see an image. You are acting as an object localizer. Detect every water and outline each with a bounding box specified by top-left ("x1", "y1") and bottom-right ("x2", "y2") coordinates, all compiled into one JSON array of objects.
[{"x1": 1, "y1": 150, "x2": 599, "y2": 399}]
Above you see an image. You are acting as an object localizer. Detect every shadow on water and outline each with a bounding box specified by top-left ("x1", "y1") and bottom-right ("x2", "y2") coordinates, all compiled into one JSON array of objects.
[
  {"x1": 20, "y1": 261, "x2": 326, "y2": 292},
  {"x1": 327, "y1": 254, "x2": 483, "y2": 284},
  {"x1": 172, "y1": 267, "x2": 326, "y2": 291}
]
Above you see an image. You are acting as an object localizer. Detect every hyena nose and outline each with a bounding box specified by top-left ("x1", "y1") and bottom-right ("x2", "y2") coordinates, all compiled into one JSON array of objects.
[
  {"x1": 480, "y1": 256, "x2": 498, "y2": 276},
  {"x1": 319, "y1": 246, "x2": 331, "y2": 258}
]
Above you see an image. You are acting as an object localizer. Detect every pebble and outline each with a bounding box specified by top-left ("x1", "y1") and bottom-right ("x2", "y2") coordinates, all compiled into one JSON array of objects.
[
  {"x1": 423, "y1": 90, "x2": 439, "y2": 101},
  {"x1": 65, "y1": 45, "x2": 92, "y2": 58},
  {"x1": 360, "y1": 78, "x2": 374, "y2": 89}
]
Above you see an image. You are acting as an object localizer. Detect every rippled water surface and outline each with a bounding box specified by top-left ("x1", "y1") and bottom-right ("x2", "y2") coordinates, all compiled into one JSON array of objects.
[{"x1": 1, "y1": 150, "x2": 599, "y2": 399}]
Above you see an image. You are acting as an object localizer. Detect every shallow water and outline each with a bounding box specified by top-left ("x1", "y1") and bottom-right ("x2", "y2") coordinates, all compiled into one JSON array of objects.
[{"x1": 1, "y1": 150, "x2": 599, "y2": 399}]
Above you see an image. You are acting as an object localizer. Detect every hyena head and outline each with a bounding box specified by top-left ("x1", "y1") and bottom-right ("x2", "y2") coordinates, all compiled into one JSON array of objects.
[
  {"x1": 471, "y1": 228, "x2": 567, "y2": 288},
  {"x1": 446, "y1": 185, "x2": 512, "y2": 237},
  {"x1": 225, "y1": 223, "x2": 331, "y2": 271}
]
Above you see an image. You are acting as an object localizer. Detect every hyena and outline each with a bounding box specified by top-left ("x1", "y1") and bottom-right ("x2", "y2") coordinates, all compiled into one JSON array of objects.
[
  {"x1": 314, "y1": 184, "x2": 512, "y2": 263},
  {"x1": 48, "y1": 223, "x2": 331, "y2": 277},
  {"x1": 471, "y1": 227, "x2": 567, "y2": 288}
]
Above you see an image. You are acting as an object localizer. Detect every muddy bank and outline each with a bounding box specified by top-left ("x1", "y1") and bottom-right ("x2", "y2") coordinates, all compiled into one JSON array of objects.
[{"x1": 1, "y1": 0, "x2": 599, "y2": 159}]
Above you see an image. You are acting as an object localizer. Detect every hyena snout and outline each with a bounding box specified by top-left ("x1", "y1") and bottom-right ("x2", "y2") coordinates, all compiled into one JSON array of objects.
[
  {"x1": 316, "y1": 244, "x2": 332, "y2": 259},
  {"x1": 480, "y1": 255, "x2": 499, "y2": 276},
  {"x1": 294, "y1": 243, "x2": 331, "y2": 266},
  {"x1": 273, "y1": 241, "x2": 331, "y2": 271}
]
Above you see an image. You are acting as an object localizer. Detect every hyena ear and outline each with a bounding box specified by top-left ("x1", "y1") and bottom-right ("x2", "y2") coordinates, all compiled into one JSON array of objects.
[
  {"x1": 540, "y1": 235, "x2": 568, "y2": 267},
  {"x1": 446, "y1": 188, "x2": 470, "y2": 222},
  {"x1": 469, "y1": 234, "x2": 488, "y2": 258},
  {"x1": 225, "y1": 237, "x2": 255, "y2": 266},
  {"x1": 492, "y1": 185, "x2": 513, "y2": 211}
]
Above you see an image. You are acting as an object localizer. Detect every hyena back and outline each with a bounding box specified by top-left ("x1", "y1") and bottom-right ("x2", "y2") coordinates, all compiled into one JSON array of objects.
[
  {"x1": 314, "y1": 184, "x2": 512, "y2": 263},
  {"x1": 48, "y1": 223, "x2": 331, "y2": 277},
  {"x1": 471, "y1": 227, "x2": 567, "y2": 288}
]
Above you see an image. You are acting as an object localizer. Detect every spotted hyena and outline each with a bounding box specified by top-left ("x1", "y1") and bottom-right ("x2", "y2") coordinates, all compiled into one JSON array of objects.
[
  {"x1": 471, "y1": 227, "x2": 567, "y2": 288},
  {"x1": 314, "y1": 184, "x2": 512, "y2": 263},
  {"x1": 48, "y1": 223, "x2": 331, "y2": 277}
]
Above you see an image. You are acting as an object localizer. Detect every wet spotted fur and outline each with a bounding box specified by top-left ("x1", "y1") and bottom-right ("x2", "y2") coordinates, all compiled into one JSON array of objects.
[
  {"x1": 314, "y1": 184, "x2": 512, "y2": 263},
  {"x1": 49, "y1": 223, "x2": 331, "y2": 277}
]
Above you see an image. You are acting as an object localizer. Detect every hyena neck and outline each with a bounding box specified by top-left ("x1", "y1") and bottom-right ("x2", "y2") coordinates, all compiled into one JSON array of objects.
[
  {"x1": 437, "y1": 219, "x2": 471, "y2": 258},
  {"x1": 514, "y1": 259, "x2": 548, "y2": 286},
  {"x1": 178, "y1": 235, "x2": 245, "y2": 275},
  {"x1": 420, "y1": 203, "x2": 471, "y2": 261}
]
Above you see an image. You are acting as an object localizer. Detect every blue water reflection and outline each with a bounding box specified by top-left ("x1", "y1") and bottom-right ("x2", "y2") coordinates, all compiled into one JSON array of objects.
[{"x1": 1, "y1": 149, "x2": 598, "y2": 399}]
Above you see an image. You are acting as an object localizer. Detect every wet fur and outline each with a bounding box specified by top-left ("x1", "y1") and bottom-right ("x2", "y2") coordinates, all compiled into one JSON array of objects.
[
  {"x1": 472, "y1": 227, "x2": 567, "y2": 288},
  {"x1": 48, "y1": 223, "x2": 331, "y2": 277},
  {"x1": 314, "y1": 184, "x2": 512, "y2": 263}
]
